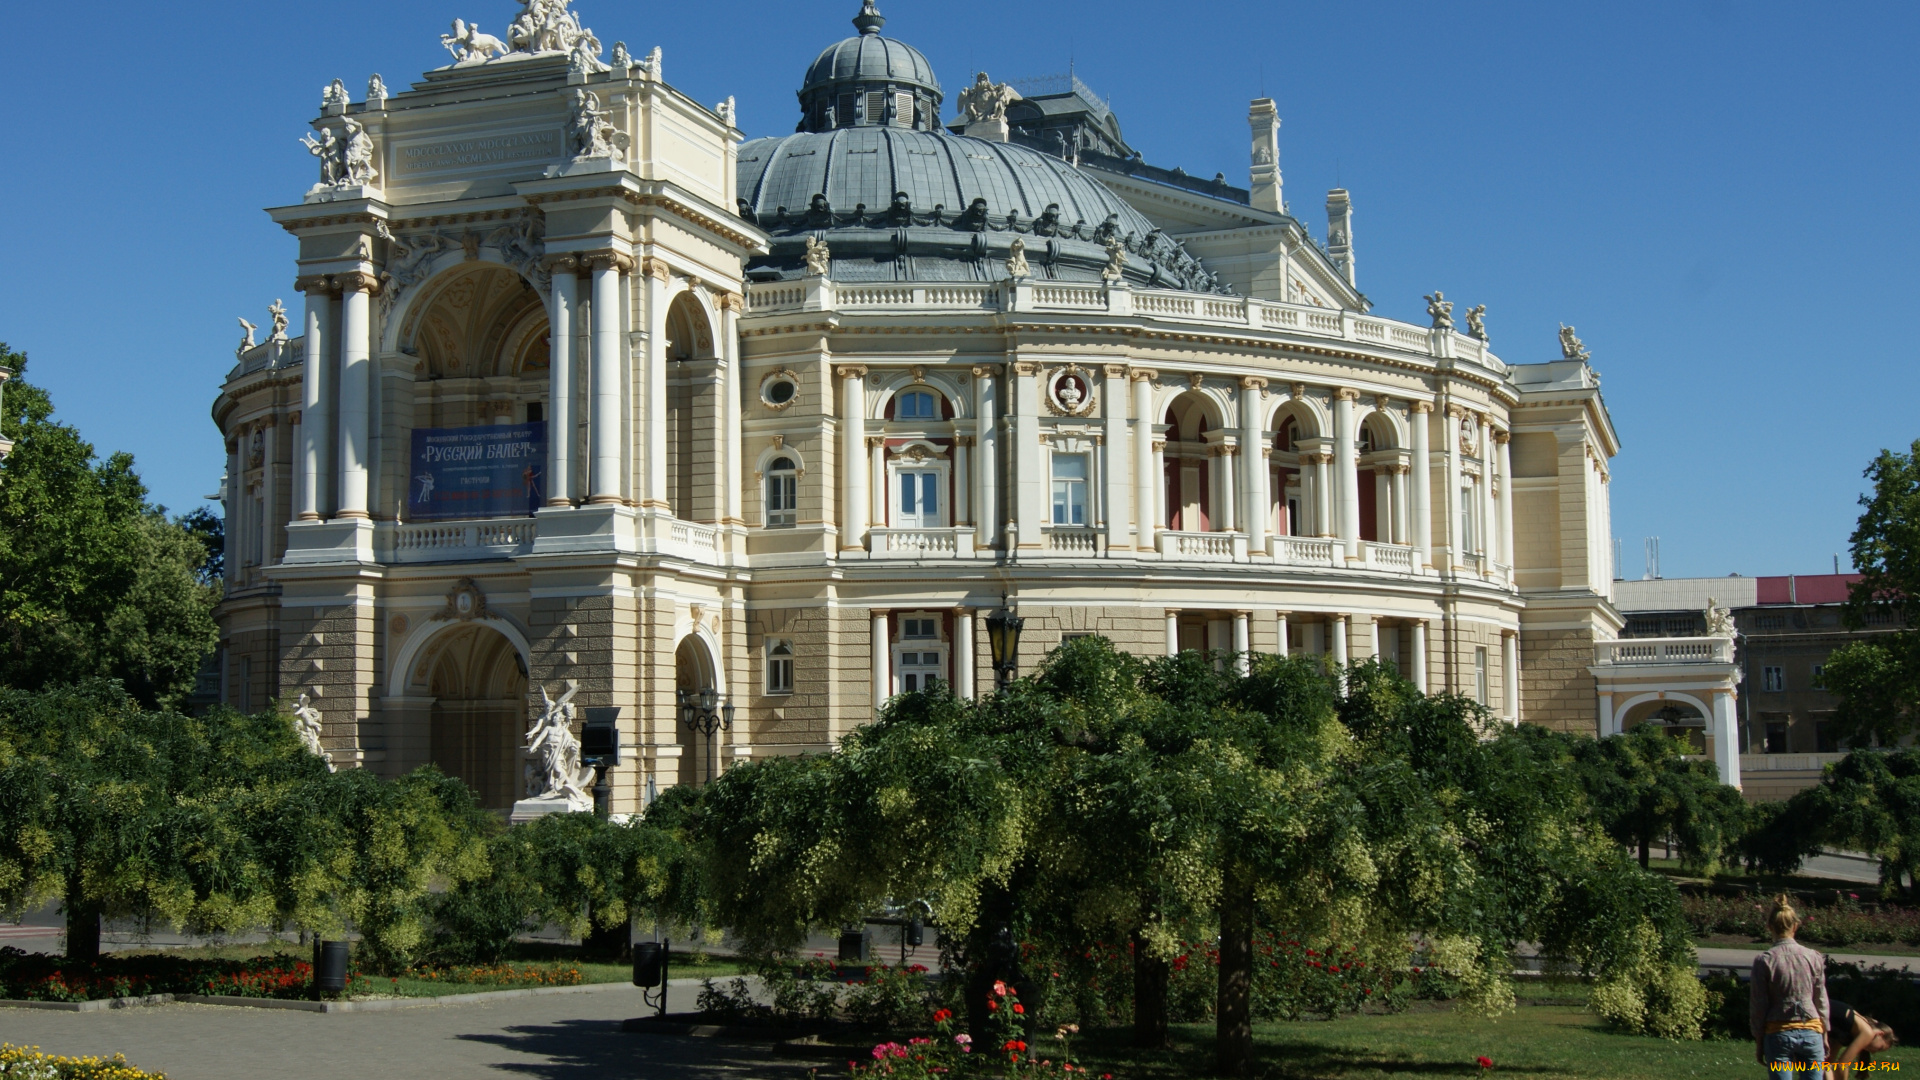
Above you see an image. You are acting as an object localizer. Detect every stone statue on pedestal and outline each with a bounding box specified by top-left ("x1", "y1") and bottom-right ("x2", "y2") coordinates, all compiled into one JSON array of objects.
[
  {"x1": 1101, "y1": 236, "x2": 1126, "y2": 282},
  {"x1": 301, "y1": 128, "x2": 343, "y2": 188},
  {"x1": 1465, "y1": 304, "x2": 1488, "y2": 343},
  {"x1": 292, "y1": 692, "x2": 336, "y2": 772},
  {"x1": 1558, "y1": 323, "x2": 1590, "y2": 362},
  {"x1": 236, "y1": 318, "x2": 257, "y2": 358},
  {"x1": 341, "y1": 117, "x2": 378, "y2": 187},
  {"x1": 804, "y1": 235, "x2": 831, "y2": 277},
  {"x1": 268, "y1": 300, "x2": 289, "y2": 344},
  {"x1": 1424, "y1": 290, "x2": 1454, "y2": 332},
  {"x1": 1006, "y1": 237, "x2": 1030, "y2": 280},
  {"x1": 512, "y1": 683, "x2": 595, "y2": 820}
]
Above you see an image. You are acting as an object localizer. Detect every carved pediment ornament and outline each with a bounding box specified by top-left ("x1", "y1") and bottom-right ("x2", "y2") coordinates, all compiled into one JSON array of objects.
[
  {"x1": 1045, "y1": 364, "x2": 1097, "y2": 417},
  {"x1": 432, "y1": 578, "x2": 493, "y2": 622},
  {"x1": 1188, "y1": 373, "x2": 1206, "y2": 391}
]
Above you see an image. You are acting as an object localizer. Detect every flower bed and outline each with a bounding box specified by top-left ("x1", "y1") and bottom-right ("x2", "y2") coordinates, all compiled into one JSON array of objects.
[
  {"x1": 0, "y1": 1043, "x2": 165, "y2": 1079},
  {"x1": 839, "y1": 984, "x2": 1108, "y2": 1078},
  {"x1": 0, "y1": 948, "x2": 390, "y2": 1003},
  {"x1": 399, "y1": 963, "x2": 584, "y2": 988},
  {"x1": 1682, "y1": 894, "x2": 1920, "y2": 948}
]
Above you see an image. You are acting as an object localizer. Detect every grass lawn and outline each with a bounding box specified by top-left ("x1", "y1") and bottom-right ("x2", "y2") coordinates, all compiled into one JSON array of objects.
[{"x1": 1069, "y1": 1001, "x2": 1919, "y2": 1079}]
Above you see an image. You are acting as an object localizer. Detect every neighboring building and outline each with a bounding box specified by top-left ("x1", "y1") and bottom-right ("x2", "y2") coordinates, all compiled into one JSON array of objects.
[
  {"x1": 211, "y1": 0, "x2": 1621, "y2": 813},
  {"x1": 1609, "y1": 573, "x2": 1901, "y2": 799}
]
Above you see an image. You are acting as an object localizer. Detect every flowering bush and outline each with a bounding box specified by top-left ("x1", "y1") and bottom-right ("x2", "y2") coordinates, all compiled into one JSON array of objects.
[
  {"x1": 0, "y1": 949, "x2": 404, "y2": 1002},
  {"x1": 0, "y1": 1044, "x2": 164, "y2": 1079},
  {"x1": 399, "y1": 963, "x2": 583, "y2": 988},
  {"x1": 696, "y1": 959, "x2": 934, "y2": 1028},
  {"x1": 830, "y1": 984, "x2": 1110, "y2": 1078}
]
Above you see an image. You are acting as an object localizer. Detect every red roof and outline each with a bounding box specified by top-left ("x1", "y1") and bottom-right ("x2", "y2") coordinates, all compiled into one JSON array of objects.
[{"x1": 1755, "y1": 574, "x2": 1860, "y2": 605}]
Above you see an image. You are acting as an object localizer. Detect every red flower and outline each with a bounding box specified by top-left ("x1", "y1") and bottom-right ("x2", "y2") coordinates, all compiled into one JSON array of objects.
[
  {"x1": 932, "y1": 1008, "x2": 953, "y2": 1023},
  {"x1": 1477, "y1": 1055, "x2": 1494, "y2": 1070},
  {"x1": 1012, "y1": 1003, "x2": 1025, "y2": 1015}
]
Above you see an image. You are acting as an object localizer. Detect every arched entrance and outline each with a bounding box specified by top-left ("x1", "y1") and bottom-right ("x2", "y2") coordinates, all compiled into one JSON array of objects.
[
  {"x1": 674, "y1": 634, "x2": 720, "y2": 786},
  {"x1": 422, "y1": 623, "x2": 528, "y2": 809},
  {"x1": 1620, "y1": 697, "x2": 1709, "y2": 754}
]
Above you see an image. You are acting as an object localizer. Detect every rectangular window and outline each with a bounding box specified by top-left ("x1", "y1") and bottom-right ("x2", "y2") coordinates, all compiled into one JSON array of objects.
[
  {"x1": 1758, "y1": 613, "x2": 1787, "y2": 630},
  {"x1": 1052, "y1": 454, "x2": 1089, "y2": 526},
  {"x1": 897, "y1": 649, "x2": 943, "y2": 693},
  {"x1": 766, "y1": 472, "x2": 797, "y2": 528},
  {"x1": 897, "y1": 471, "x2": 940, "y2": 528},
  {"x1": 1474, "y1": 646, "x2": 1488, "y2": 706},
  {"x1": 1812, "y1": 664, "x2": 1826, "y2": 689},
  {"x1": 1763, "y1": 666, "x2": 1786, "y2": 692},
  {"x1": 765, "y1": 639, "x2": 794, "y2": 695},
  {"x1": 902, "y1": 617, "x2": 936, "y2": 639},
  {"x1": 1460, "y1": 485, "x2": 1477, "y2": 553},
  {"x1": 1763, "y1": 716, "x2": 1789, "y2": 754},
  {"x1": 894, "y1": 91, "x2": 914, "y2": 127}
]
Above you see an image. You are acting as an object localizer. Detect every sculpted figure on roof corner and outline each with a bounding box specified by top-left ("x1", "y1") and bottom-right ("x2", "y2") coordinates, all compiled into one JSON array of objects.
[
  {"x1": 1006, "y1": 238, "x2": 1030, "y2": 280},
  {"x1": 442, "y1": 19, "x2": 508, "y2": 62},
  {"x1": 1559, "y1": 323, "x2": 1591, "y2": 361},
  {"x1": 1466, "y1": 304, "x2": 1488, "y2": 343},
  {"x1": 1424, "y1": 290, "x2": 1454, "y2": 332}
]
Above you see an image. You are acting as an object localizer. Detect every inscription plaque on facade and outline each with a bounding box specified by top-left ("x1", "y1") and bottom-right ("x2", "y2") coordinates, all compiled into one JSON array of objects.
[{"x1": 397, "y1": 130, "x2": 563, "y2": 177}]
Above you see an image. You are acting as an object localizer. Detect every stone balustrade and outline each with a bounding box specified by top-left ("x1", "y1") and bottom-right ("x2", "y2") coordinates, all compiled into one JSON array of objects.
[{"x1": 1594, "y1": 637, "x2": 1736, "y2": 666}]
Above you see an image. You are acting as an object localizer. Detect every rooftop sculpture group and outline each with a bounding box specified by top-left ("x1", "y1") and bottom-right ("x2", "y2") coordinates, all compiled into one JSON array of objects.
[
  {"x1": 442, "y1": 0, "x2": 604, "y2": 64},
  {"x1": 300, "y1": 115, "x2": 378, "y2": 193}
]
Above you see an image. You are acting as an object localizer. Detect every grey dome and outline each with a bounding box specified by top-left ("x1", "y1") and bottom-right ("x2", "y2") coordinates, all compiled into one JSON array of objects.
[
  {"x1": 736, "y1": 127, "x2": 1224, "y2": 292},
  {"x1": 795, "y1": 3, "x2": 942, "y2": 133},
  {"x1": 801, "y1": 30, "x2": 939, "y2": 101}
]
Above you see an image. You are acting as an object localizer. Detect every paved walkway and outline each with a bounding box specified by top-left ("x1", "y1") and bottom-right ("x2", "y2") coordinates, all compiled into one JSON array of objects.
[
  {"x1": 0, "y1": 983, "x2": 821, "y2": 1079},
  {"x1": 1698, "y1": 945, "x2": 1920, "y2": 974}
]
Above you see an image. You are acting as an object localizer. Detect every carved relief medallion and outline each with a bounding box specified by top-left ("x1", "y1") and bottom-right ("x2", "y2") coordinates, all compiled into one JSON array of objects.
[{"x1": 1045, "y1": 365, "x2": 1096, "y2": 417}]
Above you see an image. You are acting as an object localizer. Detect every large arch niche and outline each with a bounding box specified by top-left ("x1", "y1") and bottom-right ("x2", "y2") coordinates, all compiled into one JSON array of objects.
[{"x1": 420, "y1": 622, "x2": 529, "y2": 809}]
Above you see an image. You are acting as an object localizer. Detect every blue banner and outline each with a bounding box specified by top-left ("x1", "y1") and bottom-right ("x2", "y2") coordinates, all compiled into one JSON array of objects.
[{"x1": 408, "y1": 423, "x2": 547, "y2": 521}]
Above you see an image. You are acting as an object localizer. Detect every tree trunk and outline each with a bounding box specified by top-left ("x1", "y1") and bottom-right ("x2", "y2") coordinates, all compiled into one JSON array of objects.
[
  {"x1": 1638, "y1": 834, "x2": 1650, "y2": 869},
  {"x1": 1133, "y1": 930, "x2": 1171, "y2": 1048},
  {"x1": 66, "y1": 902, "x2": 101, "y2": 963},
  {"x1": 1215, "y1": 866, "x2": 1255, "y2": 1077}
]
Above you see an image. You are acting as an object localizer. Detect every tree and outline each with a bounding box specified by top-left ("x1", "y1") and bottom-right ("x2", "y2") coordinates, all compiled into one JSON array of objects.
[
  {"x1": 1568, "y1": 723, "x2": 1750, "y2": 871},
  {"x1": 1821, "y1": 440, "x2": 1920, "y2": 744},
  {"x1": 0, "y1": 682, "x2": 331, "y2": 960},
  {"x1": 1792, "y1": 749, "x2": 1920, "y2": 899},
  {"x1": 0, "y1": 345, "x2": 219, "y2": 708}
]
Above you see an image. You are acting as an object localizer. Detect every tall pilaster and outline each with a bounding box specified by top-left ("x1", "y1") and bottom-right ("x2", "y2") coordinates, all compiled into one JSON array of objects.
[
  {"x1": 838, "y1": 366, "x2": 868, "y2": 550},
  {"x1": 1333, "y1": 389, "x2": 1360, "y2": 558},
  {"x1": 1410, "y1": 620, "x2": 1429, "y2": 693},
  {"x1": 870, "y1": 610, "x2": 890, "y2": 717},
  {"x1": 1165, "y1": 610, "x2": 1180, "y2": 656},
  {"x1": 1241, "y1": 377, "x2": 1267, "y2": 552},
  {"x1": 1232, "y1": 611, "x2": 1250, "y2": 675},
  {"x1": 260, "y1": 418, "x2": 279, "y2": 564},
  {"x1": 335, "y1": 273, "x2": 376, "y2": 519},
  {"x1": 296, "y1": 281, "x2": 332, "y2": 521},
  {"x1": 1104, "y1": 364, "x2": 1130, "y2": 553},
  {"x1": 719, "y1": 292, "x2": 745, "y2": 526},
  {"x1": 1478, "y1": 413, "x2": 1495, "y2": 566},
  {"x1": 641, "y1": 258, "x2": 669, "y2": 510},
  {"x1": 545, "y1": 258, "x2": 579, "y2": 506},
  {"x1": 588, "y1": 253, "x2": 630, "y2": 504},
  {"x1": 1131, "y1": 370, "x2": 1158, "y2": 550},
  {"x1": 1011, "y1": 362, "x2": 1043, "y2": 549},
  {"x1": 1410, "y1": 401, "x2": 1433, "y2": 567},
  {"x1": 1495, "y1": 429, "x2": 1514, "y2": 579},
  {"x1": 1444, "y1": 405, "x2": 1465, "y2": 567},
  {"x1": 972, "y1": 365, "x2": 999, "y2": 549},
  {"x1": 955, "y1": 609, "x2": 975, "y2": 700}
]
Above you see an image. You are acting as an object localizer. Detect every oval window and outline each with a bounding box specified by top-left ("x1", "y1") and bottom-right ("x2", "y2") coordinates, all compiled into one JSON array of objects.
[{"x1": 762, "y1": 377, "x2": 797, "y2": 407}]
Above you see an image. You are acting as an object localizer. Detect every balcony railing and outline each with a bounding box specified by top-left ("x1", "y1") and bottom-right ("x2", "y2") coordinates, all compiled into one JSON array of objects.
[
  {"x1": 1159, "y1": 530, "x2": 1245, "y2": 562},
  {"x1": 389, "y1": 519, "x2": 536, "y2": 562},
  {"x1": 1361, "y1": 542, "x2": 1417, "y2": 574},
  {"x1": 743, "y1": 281, "x2": 1506, "y2": 374},
  {"x1": 1271, "y1": 536, "x2": 1338, "y2": 567},
  {"x1": 1044, "y1": 526, "x2": 1102, "y2": 556},
  {"x1": 1594, "y1": 637, "x2": 1735, "y2": 666},
  {"x1": 868, "y1": 527, "x2": 976, "y2": 559}
]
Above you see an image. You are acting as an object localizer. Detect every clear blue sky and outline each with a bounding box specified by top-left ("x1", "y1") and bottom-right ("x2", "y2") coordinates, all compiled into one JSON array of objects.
[{"x1": 3, "y1": 0, "x2": 1914, "y2": 580}]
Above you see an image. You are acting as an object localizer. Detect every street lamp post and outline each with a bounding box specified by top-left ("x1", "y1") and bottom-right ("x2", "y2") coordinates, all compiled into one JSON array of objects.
[
  {"x1": 579, "y1": 706, "x2": 621, "y2": 818},
  {"x1": 677, "y1": 687, "x2": 735, "y2": 785},
  {"x1": 985, "y1": 596, "x2": 1024, "y2": 691}
]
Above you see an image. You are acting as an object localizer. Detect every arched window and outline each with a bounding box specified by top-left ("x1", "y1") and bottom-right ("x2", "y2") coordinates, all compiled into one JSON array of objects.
[
  {"x1": 765, "y1": 639, "x2": 794, "y2": 694},
  {"x1": 896, "y1": 390, "x2": 937, "y2": 420},
  {"x1": 765, "y1": 456, "x2": 797, "y2": 528},
  {"x1": 1358, "y1": 426, "x2": 1377, "y2": 454}
]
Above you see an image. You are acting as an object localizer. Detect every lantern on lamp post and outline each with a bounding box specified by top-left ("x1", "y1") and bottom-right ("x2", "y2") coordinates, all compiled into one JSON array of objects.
[
  {"x1": 677, "y1": 687, "x2": 735, "y2": 784},
  {"x1": 985, "y1": 596, "x2": 1024, "y2": 691}
]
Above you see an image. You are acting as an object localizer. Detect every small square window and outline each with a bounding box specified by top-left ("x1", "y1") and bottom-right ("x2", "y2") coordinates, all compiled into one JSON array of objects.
[
  {"x1": 902, "y1": 618, "x2": 936, "y2": 639},
  {"x1": 1763, "y1": 666, "x2": 1786, "y2": 692},
  {"x1": 896, "y1": 391, "x2": 937, "y2": 419}
]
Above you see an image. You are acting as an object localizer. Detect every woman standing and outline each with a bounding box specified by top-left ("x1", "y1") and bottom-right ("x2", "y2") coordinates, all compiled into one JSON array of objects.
[{"x1": 1749, "y1": 895, "x2": 1827, "y2": 1072}]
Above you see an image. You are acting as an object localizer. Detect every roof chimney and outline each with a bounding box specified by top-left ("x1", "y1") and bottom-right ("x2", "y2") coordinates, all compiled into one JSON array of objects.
[
  {"x1": 1326, "y1": 189, "x2": 1355, "y2": 287},
  {"x1": 1248, "y1": 99, "x2": 1282, "y2": 214}
]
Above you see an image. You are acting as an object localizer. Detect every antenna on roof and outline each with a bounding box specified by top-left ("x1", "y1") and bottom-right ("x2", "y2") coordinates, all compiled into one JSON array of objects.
[
  {"x1": 1835, "y1": 553, "x2": 1841, "y2": 574},
  {"x1": 1643, "y1": 537, "x2": 1662, "y2": 581},
  {"x1": 1613, "y1": 538, "x2": 1623, "y2": 581}
]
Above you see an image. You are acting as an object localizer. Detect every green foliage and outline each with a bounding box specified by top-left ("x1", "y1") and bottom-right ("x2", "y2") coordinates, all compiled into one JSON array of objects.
[
  {"x1": 1567, "y1": 723, "x2": 1750, "y2": 872},
  {"x1": 1821, "y1": 440, "x2": 1920, "y2": 743},
  {"x1": 1791, "y1": 748, "x2": 1920, "y2": 899},
  {"x1": 0, "y1": 345, "x2": 218, "y2": 709}
]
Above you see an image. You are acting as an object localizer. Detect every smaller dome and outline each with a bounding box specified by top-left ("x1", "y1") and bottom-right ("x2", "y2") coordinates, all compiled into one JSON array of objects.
[{"x1": 796, "y1": 3, "x2": 942, "y2": 134}]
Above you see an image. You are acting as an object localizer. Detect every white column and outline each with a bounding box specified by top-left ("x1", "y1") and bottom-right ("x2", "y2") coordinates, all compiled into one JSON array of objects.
[
  {"x1": 588, "y1": 256, "x2": 625, "y2": 504},
  {"x1": 1502, "y1": 632, "x2": 1519, "y2": 720},
  {"x1": 1330, "y1": 614, "x2": 1349, "y2": 670},
  {"x1": 1104, "y1": 364, "x2": 1130, "y2": 553},
  {"x1": 643, "y1": 260, "x2": 668, "y2": 510},
  {"x1": 1216, "y1": 448, "x2": 1236, "y2": 531},
  {"x1": 335, "y1": 279, "x2": 372, "y2": 518},
  {"x1": 546, "y1": 264, "x2": 577, "y2": 506},
  {"x1": 260, "y1": 419, "x2": 278, "y2": 563},
  {"x1": 1410, "y1": 620, "x2": 1428, "y2": 693},
  {"x1": 1443, "y1": 405, "x2": 1463, "y2": 567},
  {"x1": 839, "y1": 366, "x2": 868, "y2": 550},
  {"x1": 868, "y1": 437, "x2": 886, "y2": 528},
  {"x1": 1598, "y1": 692, "x2": 1616, "y2": 737},
  {"x1": 1411, "y1": 402, "x2": 1433, "y2": 567},
  {"x1": 1314, "y1": 456, "x2": 1333, "y2": 537},
  {"x1": 1232, "y1": 611, "x2": 1250, "y2": 675},
  {"x1": 1712, "y1": 690, "x2": 1742, "y2": 788},
  {"x1": 1012, "y1": 363, "x2": 1043, "y2": 548},
  {"x1": 1165, "y1": 610, "x2": 1180, "y2": 656},
  {"x1": 954, "y1": 439, "x2": 971, "y2": 526},
  {"x1": 1151, "y1": 439, "x2": 1167, "y2": 537},
  {"x1": 973, "y1": 365, "x2": 998, "y2": 549},
  {"x1": 871, "y1": 611, "x2": 890, "y2": 716},
  {"x1": 1333, "y1": 389, "x2": 1359, "y2": 558},
  {"x1": 720, "y1": 294, "x2": 744, "y2": 526},
  {"x1": 1391, "y1": 466, "x2": 1410, "y2": 546},
  {"x1": 1132, "y1": 370, "x2": 1157, "y2": 551},
  {"x1": 1496, "y1": 430, "x2": 1514, "y2": 578},
  {"x1": 1477, "y1": 414, "x2": 1495, "y2": 568},
  {"x1": 1275, "y1": 611, "x2": 1290, "y2": 656},
  {"x1": 1240, "y1": 378, "x2": 1267, "y2": 552},
  {"x1": 296, "y1": 286, "x2": 330, "y2": 520},
  {"x1": 955, "y1": 610, "x2": 975, "y2": 700}
]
